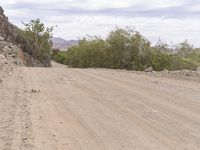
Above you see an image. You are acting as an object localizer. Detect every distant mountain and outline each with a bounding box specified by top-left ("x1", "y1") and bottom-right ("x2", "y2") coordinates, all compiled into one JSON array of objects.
[{"x1": 51, "y1": 37, "x2": 79, "y2": 51}]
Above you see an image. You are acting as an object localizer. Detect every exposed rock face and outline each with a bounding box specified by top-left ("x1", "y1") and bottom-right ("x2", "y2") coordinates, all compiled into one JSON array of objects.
[
  {"x1": 0, "y1": 39, "x2": 15, "y2": 81},
  {"x1": 0, "y1": 7, "x2": 20, "y2": 43},
  {"x1": 0, "y1": 6, "x2": 51, "y2": 67}
]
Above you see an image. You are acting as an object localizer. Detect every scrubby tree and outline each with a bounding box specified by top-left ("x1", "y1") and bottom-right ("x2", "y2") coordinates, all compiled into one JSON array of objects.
[
  {"x1": 129, "y1": 31, "x2": 151, "y2": 70},
  {"x1": 107, "y1": 27, "x2": 131, "y2": 68},
  {"x1": 107, "y1": 27, "x2": 151, "y2": 70},
  {"x1": 22, "y1": 19, "x2": 53, "y2": 66},
  {"x1": 154, "y1": 39, "x2": 171, "y2": 54},
  {"x1": 176, "y1": 40, "x2": 194, "y2": 57}
]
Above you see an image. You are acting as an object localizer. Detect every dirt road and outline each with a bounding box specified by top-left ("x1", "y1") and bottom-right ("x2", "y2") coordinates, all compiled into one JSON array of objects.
[{"x1": 0, "y1": 62, "x2": 200, "y2": 150}]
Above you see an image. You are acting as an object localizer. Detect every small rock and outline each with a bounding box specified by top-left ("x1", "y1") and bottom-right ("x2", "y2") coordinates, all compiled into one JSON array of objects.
[
  {"x1": 0, "y1": 54, "x2": 5, "y2": 59},
  {"x1": 153, "y1": 81, "x2": 159, "y2": 84},
  {"x1": 52, "y1": 134, "x2": 56, "y2": 138},
  {"x1": 22, "y1": 137, "x2": 28, "y2": 141},
  {"x1": 31, "y1": 89, "x2": 40, "y2": 93},
  {"x1": 31, "y1": 89, "x2": 37, "y2": 93},
  {"x1": 0, "y1": 36, "x2": 4, "y2": 41}
]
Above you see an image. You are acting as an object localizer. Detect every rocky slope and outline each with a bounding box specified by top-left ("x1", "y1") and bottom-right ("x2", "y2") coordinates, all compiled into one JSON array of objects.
[
  {"x1": 0, "y1": 35, "x2": 25, "y2": 82},
  {"x1": 0, "y1": 6, "x2": 51, "y2": 67}
]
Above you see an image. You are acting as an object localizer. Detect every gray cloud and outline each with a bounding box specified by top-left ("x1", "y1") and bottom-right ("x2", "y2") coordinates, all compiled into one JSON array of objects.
[
  {"x1": 6, "y1": 0, "x2": 200, "y2": 19},
  {"x1": 1, "y1": 0, "x2": 200, "y2": 46}
]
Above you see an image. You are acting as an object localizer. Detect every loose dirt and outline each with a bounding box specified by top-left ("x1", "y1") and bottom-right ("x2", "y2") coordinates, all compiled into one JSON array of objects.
[{"x1": 0, "y1": 62, "x2": 200, "y2": 150}]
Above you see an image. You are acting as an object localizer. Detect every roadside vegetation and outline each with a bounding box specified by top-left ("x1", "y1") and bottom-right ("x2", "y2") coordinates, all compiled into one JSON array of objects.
[
  {"x1": 21, "y1": 19, "x2": 53, "y2": 66},
  {"x1": 51, "y1": 27, "x2": 200, "y2": 71}
]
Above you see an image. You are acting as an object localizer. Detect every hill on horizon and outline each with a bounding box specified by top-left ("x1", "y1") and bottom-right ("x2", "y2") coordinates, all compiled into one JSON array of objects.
[{"x1": 52, "y1": 37, "x2": 79, "y2": 51}]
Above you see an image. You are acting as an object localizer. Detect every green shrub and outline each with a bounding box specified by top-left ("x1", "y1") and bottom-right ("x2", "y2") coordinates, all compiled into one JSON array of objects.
[
  {"x1": 52, "y1": 27, "x2": 198, "y2": 71},
  {"x1": 21, "y1": 19, "x2": 53, "y2": 66},
  {"x1": 51, "y1": 50, "x2": 66, "y2": 64}
]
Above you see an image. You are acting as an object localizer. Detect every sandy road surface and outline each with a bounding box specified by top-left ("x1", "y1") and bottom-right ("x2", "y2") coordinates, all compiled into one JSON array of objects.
[{"x1": 0, "y1": 62, "x2": 200, "y2": 150}]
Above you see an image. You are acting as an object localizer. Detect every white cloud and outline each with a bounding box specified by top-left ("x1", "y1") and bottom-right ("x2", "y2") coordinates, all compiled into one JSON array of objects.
[
  {"x1": 51, "y1": 15, "x2": 200, "y2": 46},
  {"x1": 1, "y1": 0, "x2": 187, "y2": 9}
]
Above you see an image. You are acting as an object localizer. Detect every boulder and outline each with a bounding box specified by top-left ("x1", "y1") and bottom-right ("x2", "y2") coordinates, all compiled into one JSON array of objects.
[
  {"x1": 145, "y1": 67, "x2": 153, "y2": 72},
  {"x1": 181, "y1": 70, "x2": 191, "y2": 76},
  {"x1": 163, "y1": 69, "x2": 169, "y2": 73}
]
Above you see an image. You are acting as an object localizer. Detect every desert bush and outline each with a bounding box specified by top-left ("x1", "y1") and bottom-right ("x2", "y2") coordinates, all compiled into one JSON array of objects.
[
  {"x1": 51, "y1": 50, "x2": 66, "y2": 64},
  {"x1": 64, "y1": 38, "x2": 108, "y2": 68},
  {"x1": 53, "y1": 27, "x2": 198, "y2": 71}
]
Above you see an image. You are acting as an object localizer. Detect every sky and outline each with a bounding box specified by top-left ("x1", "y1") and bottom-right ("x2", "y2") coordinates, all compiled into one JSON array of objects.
[{"x1": 1, "y1": 0, "x2": 200, "y2": 47}]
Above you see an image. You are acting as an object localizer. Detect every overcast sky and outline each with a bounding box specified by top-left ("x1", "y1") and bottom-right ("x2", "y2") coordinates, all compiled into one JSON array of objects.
[{"x1": 1, "y1": 0, "x2": 200, "y2": 46}]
